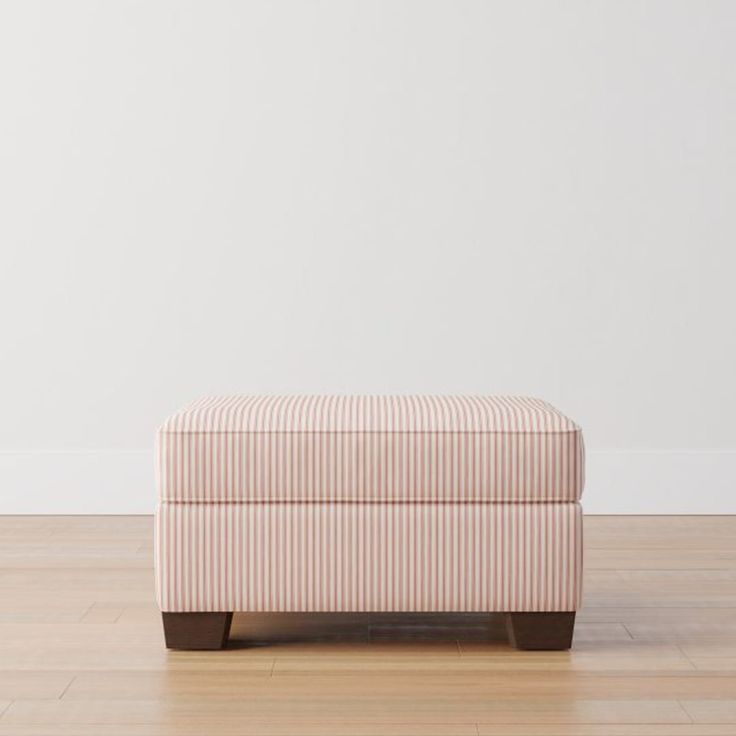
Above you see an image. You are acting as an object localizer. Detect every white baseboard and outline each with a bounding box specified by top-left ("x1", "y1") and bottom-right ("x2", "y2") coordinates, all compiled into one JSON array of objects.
[
  {"x1": 0, "y1": 449, "x2": 734, "y2": 515},
  {"x1": 584, "y1": 449, "x2": 736, "y2": 514},
  {"x1": 0, "y1": 450, "x2": 153, "y2": 515}
]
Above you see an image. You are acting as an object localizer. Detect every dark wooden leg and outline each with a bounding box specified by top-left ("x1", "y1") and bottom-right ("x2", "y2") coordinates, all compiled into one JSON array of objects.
[
  {"x1": 162, "y1": 612, "x2": 233, "y2": 650},
  {"x1": 505, "y1": 612, "x2": 576, "y2": 650}
]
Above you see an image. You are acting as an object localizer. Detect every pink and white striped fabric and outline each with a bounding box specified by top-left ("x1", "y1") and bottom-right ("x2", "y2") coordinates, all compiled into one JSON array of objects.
[
  {"x1": 157, "y1": 395, "x2": 584, "y2": 503},
  {"x1": 156, "y1": 502, "x2": 582, "y2": 612},
  {"x1": 155, "y1": 395, "x2": 585, "y2": 614}
]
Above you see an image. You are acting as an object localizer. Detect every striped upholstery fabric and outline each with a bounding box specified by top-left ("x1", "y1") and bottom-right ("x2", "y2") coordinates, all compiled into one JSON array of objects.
[
  {"x1": 155, "y1": 395, "x2": 585, "y2": 614},
  {"x1": 157, "y1": 395, "x2": 584, "y2": 503},
  {"x1": 156, "y1": 502, "x2": 583, "y2": 613}
]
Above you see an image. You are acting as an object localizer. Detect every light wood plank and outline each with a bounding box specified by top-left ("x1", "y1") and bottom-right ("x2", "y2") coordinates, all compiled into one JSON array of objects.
[
  {"x1": 578, "y1": 608, "x2": 736, "y2": 624},
  {"x1": 63, "y1": 670, "x2": 736, "y2": 700},
  {"x1": 0, "y1": 672, "x2": 72, "y2": 699},
  {"x1": 681, "y1": 699, "x2": 736, "y2": 723},
  {"x1": 0, "y1": 725, "x2": 478, "y2": 736},
  {"x1": 689, "y1": 657, "x2": 736, "y2": 672},
  {"x1": 0, "y1": 727, "x2": 734, "y2": 736},
  {"x1": 0, "y1": 698, "x2": 691, "y2": 725}
]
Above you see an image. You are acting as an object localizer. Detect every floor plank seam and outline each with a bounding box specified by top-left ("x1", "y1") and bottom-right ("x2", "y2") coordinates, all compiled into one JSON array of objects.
[
  {"x1": 676, "y1": 644, "x2": 700, "y2": 671},
  {"x1": 78, "y1": 603, "x2": 95, "y2": 623},
  {"x1": 676, "y1": 699, "x2": 696, "y2": 723},
  {"x1": 58, "y1": 676, "x2": 76, "y2": 700},
  {"x1": 0, "y1": 701, "x2": 11, "y2": 720},
  {"x1": 621, "y1": 624, "x2": 636, "y2": 640}
]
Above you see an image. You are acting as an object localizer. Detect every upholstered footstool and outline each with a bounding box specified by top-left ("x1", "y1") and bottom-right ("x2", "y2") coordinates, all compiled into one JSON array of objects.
[{"x1": 155, "y1": 396, "x2": 584, "y2": 650}]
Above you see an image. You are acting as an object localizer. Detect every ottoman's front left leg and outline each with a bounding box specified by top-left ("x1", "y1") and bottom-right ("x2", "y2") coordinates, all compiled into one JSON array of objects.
[
  {"x1": 505, "y1": 612, "x2": 576, "y2": 650},
  {"x1": 162, "y1": 612, "x2": 233, "y2": 650}
]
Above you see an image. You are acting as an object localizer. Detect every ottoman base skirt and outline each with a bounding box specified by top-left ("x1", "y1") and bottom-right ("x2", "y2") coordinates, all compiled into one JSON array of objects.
[{"x1": 156, "y1": 502, "x2": 582, "y2": 650}]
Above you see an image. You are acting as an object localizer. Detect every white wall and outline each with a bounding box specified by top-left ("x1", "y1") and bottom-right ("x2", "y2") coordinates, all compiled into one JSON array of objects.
[{"x1": 1, "y1": 1, "x2": 735, "y2": 514}]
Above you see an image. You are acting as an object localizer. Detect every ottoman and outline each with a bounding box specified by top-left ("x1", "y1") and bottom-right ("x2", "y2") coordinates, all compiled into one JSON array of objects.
[{"x1": 155, "y1": 395, "x2": 584, "y2": 650}]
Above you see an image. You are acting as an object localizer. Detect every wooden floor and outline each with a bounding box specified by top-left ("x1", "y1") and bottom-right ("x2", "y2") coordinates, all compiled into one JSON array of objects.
[{"x1": 1, "y1": 517, "x2": 736, "y2": 735}]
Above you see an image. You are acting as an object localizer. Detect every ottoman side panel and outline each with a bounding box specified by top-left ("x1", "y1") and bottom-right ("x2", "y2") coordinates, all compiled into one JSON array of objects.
[{"x1": 154, "y1": 502, "x2": 582, "y2": 613}]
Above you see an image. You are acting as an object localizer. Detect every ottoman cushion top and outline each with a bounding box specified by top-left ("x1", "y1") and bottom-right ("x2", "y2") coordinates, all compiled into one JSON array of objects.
[{"x1": 157, "y1": 395, "x2": 584, "y2": 503}]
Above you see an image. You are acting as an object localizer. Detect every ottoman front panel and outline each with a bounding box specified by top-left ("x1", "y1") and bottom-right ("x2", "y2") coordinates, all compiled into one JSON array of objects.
[
  {"x1": 155, "y1": 502, "x2": 583, "y2": 613},
  {"x1": 157, "y1": 395, "x2": 584, "y2": 503}
]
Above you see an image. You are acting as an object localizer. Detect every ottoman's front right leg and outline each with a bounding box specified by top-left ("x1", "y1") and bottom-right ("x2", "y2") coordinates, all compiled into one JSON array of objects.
[
  {"x1": 505, "y1": 612, "x2": 576, "y2": 650},
  {"x1": 162, "y1": 612, "x2": 233, "y2": 650}
]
